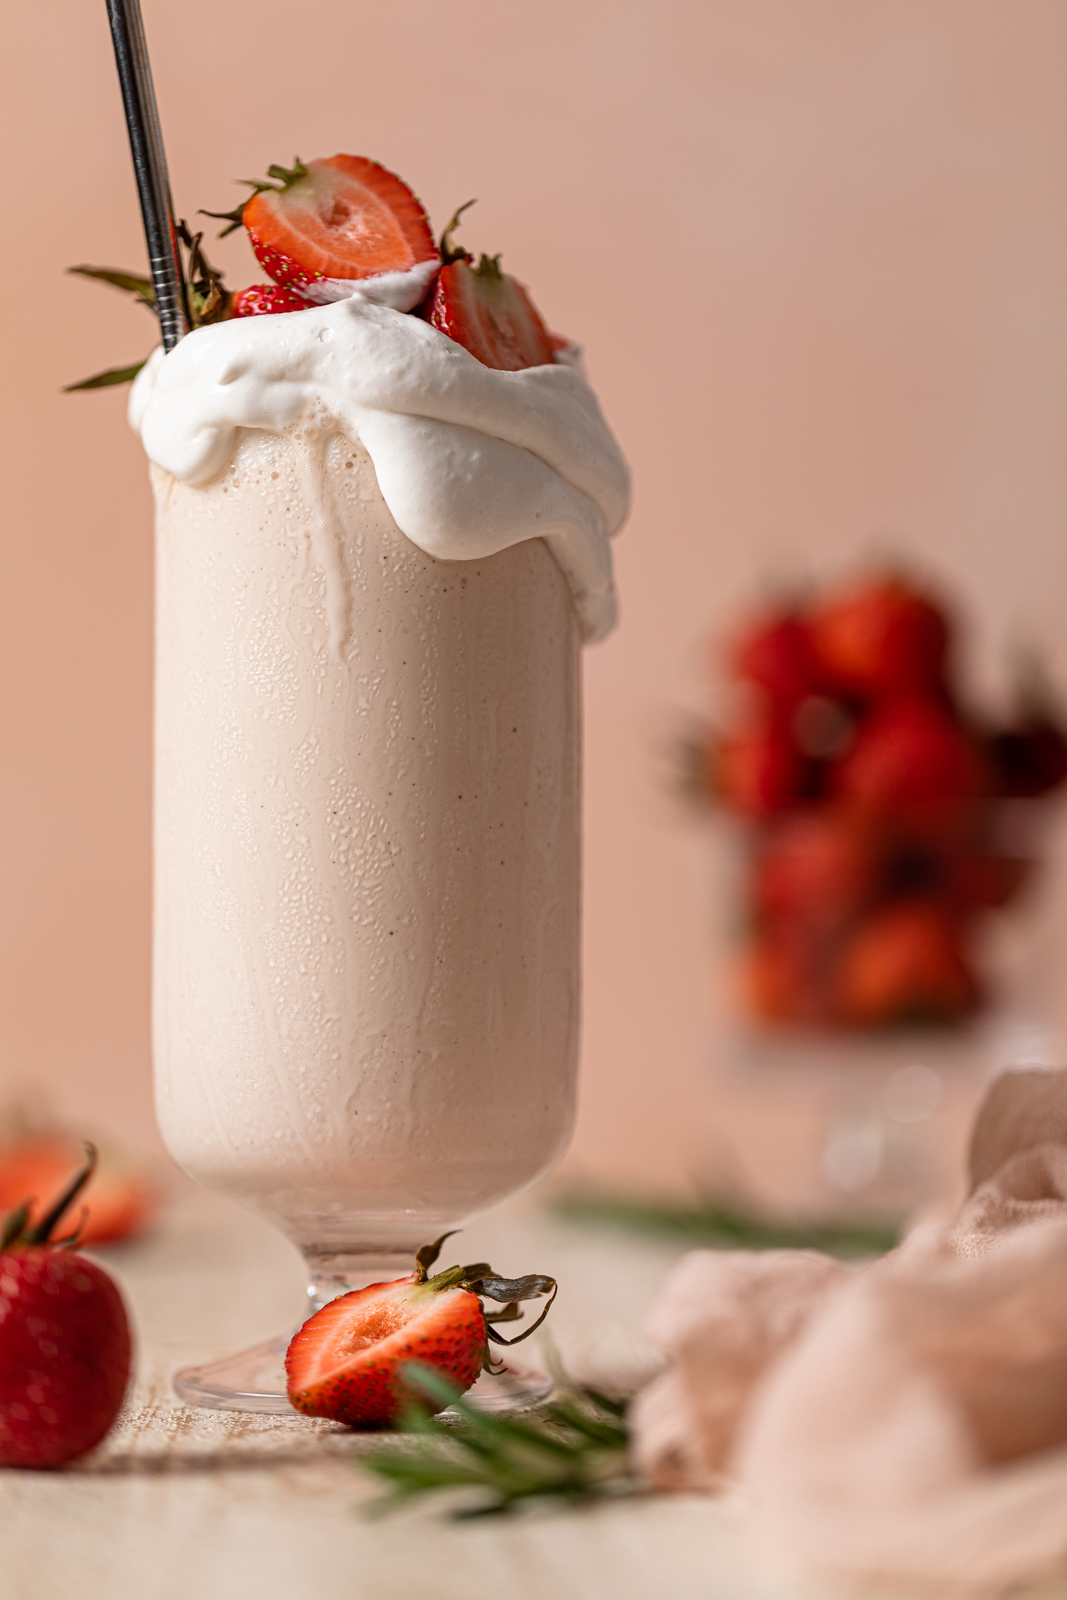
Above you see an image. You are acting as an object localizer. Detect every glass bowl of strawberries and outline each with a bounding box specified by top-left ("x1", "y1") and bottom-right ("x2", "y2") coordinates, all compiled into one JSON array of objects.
[{"x1": 692, "y1": 569, "x2": 1067, "y2": 1217}]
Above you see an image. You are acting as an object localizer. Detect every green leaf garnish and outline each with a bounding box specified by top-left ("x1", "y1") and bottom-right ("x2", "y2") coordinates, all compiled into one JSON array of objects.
[
  {"x1": 68, "y1": 265, "x2": 156, "y2": 306},
  {"x1": 64, "y1": 360, "x2": 147, "y2": 392}
]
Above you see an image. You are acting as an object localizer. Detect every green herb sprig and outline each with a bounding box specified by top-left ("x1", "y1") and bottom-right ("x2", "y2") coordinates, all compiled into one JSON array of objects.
[
  {"x1": 553, "y1": 1190, "x2": 899, "y2": 1258},
  {"x1": 362, "y1": 1362, "x2": 636, "y2": 1518}
]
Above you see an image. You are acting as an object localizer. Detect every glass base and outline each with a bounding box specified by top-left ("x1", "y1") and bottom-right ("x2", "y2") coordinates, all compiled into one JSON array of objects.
[{"x1": 173, "y1": 1335, "x2": 553, "y2": 1418}]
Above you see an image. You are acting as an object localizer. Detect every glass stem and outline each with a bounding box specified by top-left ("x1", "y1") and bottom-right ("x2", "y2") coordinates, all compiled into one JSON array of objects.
[{"x1": 301, "y1": 1246, "x2": 423, "y2": 1314}]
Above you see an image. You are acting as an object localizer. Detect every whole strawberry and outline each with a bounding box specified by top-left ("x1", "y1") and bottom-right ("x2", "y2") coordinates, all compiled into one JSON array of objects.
[
  {"x1": 808, "y1": 574, "x2": 950, "y2": 700},
  {"x1": 0, "y1": 1146, "x2": 132, "y2": 1468},
  {"x1": 286, "y1": 1234, "x2": 556, "y2": 1429}
]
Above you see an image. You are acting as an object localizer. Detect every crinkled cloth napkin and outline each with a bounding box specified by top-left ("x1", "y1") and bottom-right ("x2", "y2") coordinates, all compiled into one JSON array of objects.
[{"x1": 630, "y1": 1068, "x2": 1067, "y2": 1595}]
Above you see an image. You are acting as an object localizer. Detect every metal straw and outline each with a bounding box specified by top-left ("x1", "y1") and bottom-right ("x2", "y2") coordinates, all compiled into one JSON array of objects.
[{"x1": 105, "y1": 0, "x2": 189, "y2": 351}]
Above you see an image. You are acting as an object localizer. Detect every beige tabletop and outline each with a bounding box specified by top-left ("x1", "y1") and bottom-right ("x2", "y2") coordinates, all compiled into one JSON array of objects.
[{"x1": 4, "y1": 1182, "x2": 843, "y2": 1600}]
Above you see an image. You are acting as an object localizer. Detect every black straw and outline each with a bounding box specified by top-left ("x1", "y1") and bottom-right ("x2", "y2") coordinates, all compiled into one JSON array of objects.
[{"x1": 105, "y1": 0, "x2": 189, "y2": 351}]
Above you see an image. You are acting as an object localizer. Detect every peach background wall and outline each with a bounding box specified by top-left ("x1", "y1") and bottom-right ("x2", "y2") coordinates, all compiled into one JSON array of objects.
[{"x1": 3, "y1": 1, "x2": 1067, "y2": 1190}]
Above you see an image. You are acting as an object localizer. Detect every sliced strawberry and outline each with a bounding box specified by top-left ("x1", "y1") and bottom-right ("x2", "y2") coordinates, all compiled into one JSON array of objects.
[
  {"x1": 209, "y1": 156, "x2": 437, "y2": 297},
  {"x1": 0, "y1": 1146, "x2": 132, "y2": 1467},
  {"x1": 285, "y1": 1235, "x2": 556, "y2": 1429},
  {"x1": 426, "y1": 254, "x2": 556, "y2": 371},
  {"x1": 287, "y1": 1278, "x2": 485, "y2": 1428},
  {"x1": 0, "y1": 1135, "x2": 154, "y2": 1246},
  {"x1": 230, "y1": 283, "x2": 311, "y2": 318}
]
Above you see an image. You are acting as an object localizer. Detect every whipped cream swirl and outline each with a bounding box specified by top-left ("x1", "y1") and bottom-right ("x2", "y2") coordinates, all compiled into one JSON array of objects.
[{"x1": 130, "y1": 296, "x2": 630, "y2": 642}]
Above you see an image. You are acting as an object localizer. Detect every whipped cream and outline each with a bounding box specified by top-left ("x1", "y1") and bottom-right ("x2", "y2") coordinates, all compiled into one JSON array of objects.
[{"x1": 130, "y1": 296, "x2": 630, "y2": 642}]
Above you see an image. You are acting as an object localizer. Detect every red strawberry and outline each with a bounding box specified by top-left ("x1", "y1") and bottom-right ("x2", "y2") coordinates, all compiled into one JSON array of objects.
[
  {"x1": 0, "y1": 1146, "x2": 132, "y2": 1467},
  {"x1": 743, "y1": 929, "x2": 813, "y2": 1024},
  {"x1": 231, "y1": 283, "x2": 311, "y2": 318},
  {"x1": 207, "y1": 156, "x2": 437, "y2": 299},
  {"x1": 421, "y1": 204, "x2": 555, "y2": 371},
  {"x1": 0, "y1": 1135, "x2": 153, "y2": 1247},
  {"x1": 833, "y1": 695, "x2": 986, "y2": 815},
  {"x1": 285, "y1": 1235, "x2": 556, "y2": 1429},
  {"x1": 730, "y1": 610, "x2": 818, "y2": 709},
  {"x1": 808, "y1": 575, "x2": 950, "y2": 699},
  {"x1": 754, "y1": 808, "x2": 875, "y2": 926},
  {"x1": 832, "y1": 902, "x2": 980, "y2": 1027},
  {"x1": 949, "y1": 850, "x2": 1030, "y2": 913},
  {"x1": 711, "y1": 725, "x2": 808, "y2": 819},
  {"x1": 425, "y1": 254, "x2": 555, "y2": 370}
]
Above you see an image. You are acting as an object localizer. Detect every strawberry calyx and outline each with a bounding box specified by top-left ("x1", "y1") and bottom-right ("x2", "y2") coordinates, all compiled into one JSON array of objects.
[
  {"x1": 0, "y1": 1143, "x2": 97, "y2": 1253},
  {"x1": 412, "y1": 1231, "x2": 558, "y2": 1362},
  {"x1": 66, "y1": 217, "x2": 314, "y2": 390},
  {"x1": 201, "y1": 157, "x2": 311, "y2": 237}
]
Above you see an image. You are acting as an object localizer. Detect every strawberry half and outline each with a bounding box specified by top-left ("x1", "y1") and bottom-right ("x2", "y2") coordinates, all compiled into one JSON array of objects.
[
  {"x1": 207, "y1": 156, "x2": 437, "y2": 302},
  {"x1": 0, "y1": 1146, "x2": 132, "y2": 1467},
  {"x1": 421, "y1": 202, "x2": 556, "y2": 371},
  {"x1": 285, "y1": 1234, "x2": 556, "y2": 1430}
]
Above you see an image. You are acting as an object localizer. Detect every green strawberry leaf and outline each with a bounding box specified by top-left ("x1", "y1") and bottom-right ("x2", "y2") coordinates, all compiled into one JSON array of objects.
[
  {"x1": 68, "y1": 265, "x2": 156, "y2": 306},
  {"x1": 64, "y1": 360, "x2": 147, "y2": 392}
]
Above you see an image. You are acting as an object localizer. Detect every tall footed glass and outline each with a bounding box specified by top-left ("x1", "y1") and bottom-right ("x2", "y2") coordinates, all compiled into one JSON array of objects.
[{"x1": 153, "y1": 427, "x2": 581, "y2": 1412}]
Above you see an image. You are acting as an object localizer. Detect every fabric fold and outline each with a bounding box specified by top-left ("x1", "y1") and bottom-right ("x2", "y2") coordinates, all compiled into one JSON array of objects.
[{"x1": 631, "y1": 1067, "x2": 1067, "y2": 1595}]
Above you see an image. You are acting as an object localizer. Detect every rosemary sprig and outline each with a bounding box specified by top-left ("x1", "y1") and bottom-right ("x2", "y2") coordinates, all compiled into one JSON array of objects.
[
  {"x1": 552, "y1": 1190, "x2": 899, "y2": 1258},
  {"x1": 362, "y1": 1363, "x2": 636, "y2": 1517}
]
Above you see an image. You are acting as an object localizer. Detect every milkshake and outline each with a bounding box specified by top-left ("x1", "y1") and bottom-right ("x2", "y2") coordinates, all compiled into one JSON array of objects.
[
  {"x1": 105, "y1": 153, "x2": 631, "y2": 1408},
  {"x1": 134, "y1": 288, "x2": 629, "y2": 1303},
  {"x1": 153, "y1": 426, "x2": 580, "y2": 1262}
]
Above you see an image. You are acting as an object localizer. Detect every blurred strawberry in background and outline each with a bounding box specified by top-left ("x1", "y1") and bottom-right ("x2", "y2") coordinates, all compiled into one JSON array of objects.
[
  {"x1": 807, "y1": 574, "x2": 949, "y2": 698},
  {"x1": 831, "y1": 902, "x2": 980, "y2": 1028},
  {"x1": 698, "y1": 567, "x2": 1067, "y2": 1031},
  {"x1": 711, "y1": 725, "x2": 808, "y2": 819},
  {"x1": 832, "y1": 695, "x2": 987, "y2": 816},
  {"x1": 0, "y1": 1119, "x2": 155, "y2": 1245}
]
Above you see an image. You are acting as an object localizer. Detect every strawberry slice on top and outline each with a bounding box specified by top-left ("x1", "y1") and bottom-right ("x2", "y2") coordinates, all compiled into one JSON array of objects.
[
  {"x1": 424, "y1": 203, "x2": 557, "y2": 371},
  {"x1": 207, "y1": 156, "x2": 438, "y2": 301}
]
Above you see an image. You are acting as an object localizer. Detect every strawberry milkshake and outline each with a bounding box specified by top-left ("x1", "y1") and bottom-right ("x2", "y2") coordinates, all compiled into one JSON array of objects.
[{"x1": 126, "y1": 157, "x2": 630, "y2": 1327}]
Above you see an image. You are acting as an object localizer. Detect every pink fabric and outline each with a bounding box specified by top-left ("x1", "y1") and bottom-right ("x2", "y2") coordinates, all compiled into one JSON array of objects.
[{"x1": 631, "y1": 1068, "x2": 1067, "y2": 1594}]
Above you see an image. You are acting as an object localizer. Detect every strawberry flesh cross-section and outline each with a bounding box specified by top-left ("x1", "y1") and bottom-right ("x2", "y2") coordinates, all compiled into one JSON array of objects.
[
  {"x1": 285, "y1": 1233, "x2": 557, "y2": 1429},
  {"x1": 239, "y1": 155, "x2": 438, "y2": 294}
]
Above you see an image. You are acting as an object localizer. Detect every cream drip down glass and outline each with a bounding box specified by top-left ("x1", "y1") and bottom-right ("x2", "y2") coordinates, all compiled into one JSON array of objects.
[{"x1": 133, "y1": 293, "x2": 629, "y2": 1411}]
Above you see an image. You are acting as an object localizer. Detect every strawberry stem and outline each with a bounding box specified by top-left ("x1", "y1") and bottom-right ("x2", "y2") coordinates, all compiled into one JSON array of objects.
[
  {"x1": 25, "y1": 1143, "x2": 97, "y2": 1245},
  {"x1": 438, "y1": 201, "x2": 476, "y2": 266},
  {"x1": 413, "y1": 1231, "x2": 459, "y2": 1282}
]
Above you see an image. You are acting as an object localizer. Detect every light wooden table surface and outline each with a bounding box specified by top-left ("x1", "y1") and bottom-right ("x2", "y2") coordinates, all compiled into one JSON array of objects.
[{"x1": 4, "y1": 1183, "x2": 839, "y2": 1600}]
